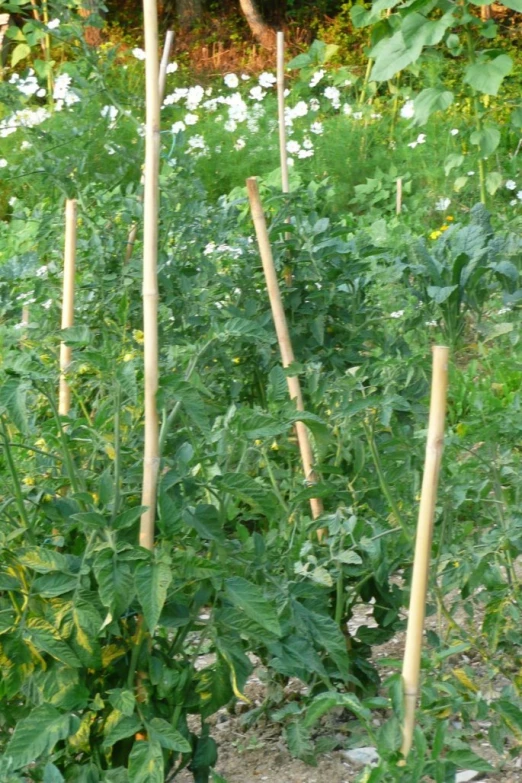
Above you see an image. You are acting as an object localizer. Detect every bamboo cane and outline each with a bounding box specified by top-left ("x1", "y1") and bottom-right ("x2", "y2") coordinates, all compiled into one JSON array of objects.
[
  {"x1": 400, "y1": 345, "x2": 449, "y2": 760},
  {"x1": 246, "y1": 177, "x2": 324, "y2": 530},
  {"x1": 396, "y1": 177, "x2": 402, "y2": 215},
  {"x1": 139, "y1": 0, "x2": 161, "y2": 552},
  {"x1": 125, "y1": 29, "x2": 174, "y2": 264},
  {"x1": 58, "y1": 199, "x2": 77, "y2": 417}
]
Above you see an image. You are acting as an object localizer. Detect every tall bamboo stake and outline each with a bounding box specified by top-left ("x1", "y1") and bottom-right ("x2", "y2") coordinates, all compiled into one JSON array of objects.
[
  {"x1": 277, "y1": 31, "x2": 289, "y2": 196},
  {"x1": 140, "y1": 0, "x2": 161, "y2": 552},
  {"x1": 246, "y1": 177, "x2": 324, "y2": 528},
  {"x1": 400, "y1": 346, "x2": 449, "y2": 760},
  {"x1": 125, "y1": 29, "x2": 174, "y2": 264},
  {"x1": 396, "y1": 177, "x2": 403, "y2": 215},
  {"x1": 59, "y1": 199, "x2": 77, "y2": 417}
]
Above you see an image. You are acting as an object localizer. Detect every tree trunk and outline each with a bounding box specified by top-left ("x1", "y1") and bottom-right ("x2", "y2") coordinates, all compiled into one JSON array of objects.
[
  {"x1": 78, "y1": 0, "x2": 104, "y2": 47},
  {"x1": 238, "y1": 0, "x2": 275, "y2": 50}
]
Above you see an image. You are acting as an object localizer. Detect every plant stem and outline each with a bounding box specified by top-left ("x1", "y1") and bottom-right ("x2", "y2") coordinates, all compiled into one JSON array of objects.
[
  {"x1": 362, "y1": 420, "x2": 411, "y2": 541},
  {"x1": 127, "y1": 615, "x2": 146, "y2": 690},
  {"x1": 465, "y1": 27, "x2": 487, "y2": 205},
  {"x1": 335, "y1": 568, "x2": 345, "y2": 627},
  {"x1": 111, "y1": 383, "x2": 122, "y2": 522},
  {"x1": 1, "y1": 418, "x2": 32, "y2": 535}
]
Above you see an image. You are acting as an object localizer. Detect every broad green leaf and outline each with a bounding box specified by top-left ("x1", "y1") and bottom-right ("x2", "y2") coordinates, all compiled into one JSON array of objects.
[
  {"x1": 445, "y1": 749, "x2": 493, "y2": 771},
  {"x1": 454, "y1": 176, "x2": 468, "y2": 192},
  {"x1": 225, "y1": 577, "x2": 281, "y2": 637},
  {"x1": 370, "y1": 32, "x2": 415, "y2": 81},
  {"x1": 211, "y1": 772, "x2": 229, "y2": 783},
  {"x1": 32, "y1": 572, "x2": 78, "y2": 597},
  {"x1": 43, "y1": 762, "x2": 64, "y2": 783},
  {"x1": 108, "y1": 689, "x2": 136, "y2": 717},
  {"x1": 470, "y1": 125, "x2": 501, "y2": 156},
  {"x1": 464, "y1": 54, "x2": 513, "y2": 96},
  {"x1": 493, "y1": 699, "x2": 522, "y2": 735},
  {"x1": 11, "y1": 42, "x2": 31, "y2": 67},
  {"x1": 501, "y1": 0, "x2": 522, "y2": 8},
  {"x1": 103, "y1": 713, "x2": 142, "y2": 749},
  {"x1": 128, "y1": 739, "x2": 164, "y2": 783},
  {"x1": 4, "y1": 704, "x2": 80, "y2": 770},
  {"x1": 17, "y1": 547, "x2": 71, "y2": 574},
  {"x1": 182, "y1": 504, "x2": 224, "y2": 541},
  {"x1": 0, "y1": 378, "x2": 28, "y2": 433},
  {"x1": 444, "y1": 153, "x2": 463, "y2": 176},
  {"x1": 285, "y1": 721, "x2": 315, "y2": 764},
  {"x1": 93, "y1": 549, "x2": 134, "y2": 617},
  {"x1": 485, "y1": 171, "x2": 502, "y2": 196},
  {"x1": 70, "y1": 511, "x2": 107, "y2": 529},
  {"x1": 72, "y1": 600, "x2": 102, "y2": 667},
  {"x1": 61, "y1": 325, "x2": 91, "y2": 346},
  {"x1": 292, "y1": 602, "x2": 351, "y2": 681},
  {"x1": 336, "y1": 550, "x2": 363, "y2": 565},
  {"x1": 413, "y1": 88, "x2": 454, "y2": 126},
  {"x1": 112, "y1": 507, "x2": 147, "y2": 531},
  {"x1": 147, "y1": 718, "x2": 191, "y2": 752},
  {"x1": 427, "y1": 285, "x2": 458, "y2": 304},
  {"x1": 24, "y1": 618, "x2": 82, "y2": 668},
  {"x1": 135, "y1": 555, "x2": 172, "y2": 632},
  {"x1": 351, "y1": 0, "x2": 400, "y2": 27}
]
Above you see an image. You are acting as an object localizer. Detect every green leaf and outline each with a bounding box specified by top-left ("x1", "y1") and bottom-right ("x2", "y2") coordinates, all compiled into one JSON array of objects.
[
  {"x1": 486, "y1": 171, "x2": 502, "y2": 196},
  {"x1": 17, "y1": 547, "x2": 71, "y2": 574},
  {"x1": 413, "y1": 88, "x2": 454, "y2": 126},
  {"x1": 464, "y1": 54, "x2": 512, "y2": 96},
  {"x1": 500, "y1": 0, "x2": 522, "y2": 9},
  {"x1": 427, "y1": 285, "x2": 458, "y2": 304},
  {"x1": 108, "y1": 689, "x2": 136, "y2": 717},
  {"x1": 11, "y1": 42, "x2": 31, "y2": 66},
  {"x1": 103, "y1": 714, "x2": 143, "y2": 749},
  {"x1": 182, "y1": 504, "x2": 224, "y2": 541},
  {"x1": 336, "y1": 550, "x2": 363, "y2": 565},
  {"x1": 211, "y1": 772, "x2": 229, "y2": 783},
  {"x1": 135, "y1": 555, "x2": 172, "y2": 632},
  {"x1": 4, "y1": 705, "x2": 80, "y2": 770},
  {"x1": 445, "y1": 749, "x2": 493, "y2": 771},
  {"x1": 32, "y1": 572, "x2": 78, "y2": 597},
  {"x1": 225, "y1": 577, "x2": 281, "y2": 637},
  {"x1": 470, "y1": 125, "x2": 501, "y2": 156},
  {"x1": 24, "y1": 618, "x2": 82, "y2": 668},
  {"x1": 444, "y1": 153, "x2": 464, "y2": 177},
  {"x1": 370, "y1": 32, "x2": 415, "y2": 81},
  {"x1": 112, "y1": 507, "x2": 147, "y2": 531},
  {"x1": 43, "y1": 763, "x2": 65, "y2": 783},
  {"x1": 128, "y1": 740, "x2": 164, "y2": 783},
  {"x1": 493, "y1": 699, "x2": 522, "y2": 734},
  {"x1": 214, "y1": 473, "x2": 278, "y2": 518},
  {"x1": 285, "y1": 721, "x2": 315, "y2": 764},
  {"x1": 0, "y1": 379, "x2": 28, "y2": 433},
  {"x1": 93, "y1": 549, "x2": 134, "y2": 618},
  {"x1": 303, "y1": 692, "x2": 369, "y2": 728},
  {"x1": 61, "y1": 325, "x2": 91, "y2": 346},
  {"x1": 147, "y1": 718, "x2": 191, "y2": 752},
  {"x1": 70, "y1": 511, "x2": 107, "y2": 529}
]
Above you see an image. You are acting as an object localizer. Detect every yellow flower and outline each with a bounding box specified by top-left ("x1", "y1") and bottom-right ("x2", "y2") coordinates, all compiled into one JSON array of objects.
[
  {"x1": 440, "y1": 224, "x2": 449, "y2": 232},
  {"x1": 270, "y1": 440, "x2": 279, "y2": 451},
  {"x1": 456, "y1": 423, "x2": 466, "y2": 437},
  {"x1": 132, "y1": 329, "x2": 144, "y2": 344},
  {"x1": 254, "y1": 439, "x2": 262, "y2": 446},
  {"x1": 105, "y1": 445, "x2": 116, "y2": 460},
  {"x1": 446, "y1": 215, "x2": 454, "y2": 221},
  {"x1": 43, "y1": 493, "x2": 53, "y2": 502},
  {"x1": 78, "y1": 364, "x2": 90, "y2": 375},
  {"x1": 123, "y1": 352, "x2": 134, "y2": 362},
  {"x1": 430, "y1": 230, "x2": 442, "y2": 240},
  {"x1": 22, "y1": 476, "x2": 35, "y2": 486},
  {"x1": 232, "y1": 357, "x2": 241, "y2": 365},
  {"x1": 35, "y1": 438, "x2": 47, "y2": 450},
  {"x1": 91, "y1": 492, "x2": 99, "y2": 503}
]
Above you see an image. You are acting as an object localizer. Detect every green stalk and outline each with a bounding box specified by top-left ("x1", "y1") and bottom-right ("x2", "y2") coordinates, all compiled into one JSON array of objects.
[
  {"x1": 41, "y1": 0, "x2": 54, "y2": 103},
  {"x1": 358, "y1": 53, "x2": 373, "y2": 108},
  {"x1": 127, "y1": 616, "x2": 146, "y2": 690},
  {"x1": 1, "y1": 418, "x2": 32, "y2": 535},
  {"x1": 335, "y1": 568, "x2": 345, "y2": 627},
  {"x1": 362, "y1": 420, "x2": 411, "y2": 542},
  {"x1": 465, "y1": 27, "x2": 487, "y2": 205},
  {"x1": 46, "y1": 388, "x2": 82, "y2": 494},
  {"x1": 388, "y1": 73, "x2": 401, "y2": 144},
  {"x1": 111, "y1": 383, "x2": 122, "y2": 522}
]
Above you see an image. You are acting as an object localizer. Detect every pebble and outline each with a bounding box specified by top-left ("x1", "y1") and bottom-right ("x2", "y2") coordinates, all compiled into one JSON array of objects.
[
  {"x1": 455, "y1": 772, "x2": 480, "y2": 783},
  {"x1": 342, "y1": 746, "x2": 379, "y2": 767}
]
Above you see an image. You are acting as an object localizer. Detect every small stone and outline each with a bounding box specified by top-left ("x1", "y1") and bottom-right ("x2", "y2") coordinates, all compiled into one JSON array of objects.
[
  {"x1": 342, "y1": 747, "x2": 379, "y2": 767},
  {"x1": 456, "y1": 772, "x2": 480, "y2": 783}
]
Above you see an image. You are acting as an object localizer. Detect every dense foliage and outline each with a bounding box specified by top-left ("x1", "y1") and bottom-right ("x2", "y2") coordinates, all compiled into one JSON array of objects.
[{"x1": 1, "y1": 2, "x2": 522, "y2": 782}]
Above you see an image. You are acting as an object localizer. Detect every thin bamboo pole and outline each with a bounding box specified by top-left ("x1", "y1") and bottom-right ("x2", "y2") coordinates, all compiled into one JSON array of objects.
[
  {"x1": 400, "y1": 346, "x2": 449, "y2": 760},
  {"x1": 59, "y1": 199, "x2": 77, "y2": 417},
  {"x1": 277, "y1": 31, "x2": 289, "y2": 196},
  {"x1": 125, "y1": 29, "x2": 174, "y2": 264},
  {"x1": 246, "y1": 177, "x2": 324, "y2": 529},
  {"x1": 139, "y1": 0, "x2": 161, "y2": 552},
  {"x1": 396, "y1": 177, "x2": 402, "y2": 215}
]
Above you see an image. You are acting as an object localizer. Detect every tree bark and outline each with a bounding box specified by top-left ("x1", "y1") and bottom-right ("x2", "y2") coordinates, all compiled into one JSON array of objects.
[{"x1": 238, "y1": 0, "x2": 275, "y2": 50}]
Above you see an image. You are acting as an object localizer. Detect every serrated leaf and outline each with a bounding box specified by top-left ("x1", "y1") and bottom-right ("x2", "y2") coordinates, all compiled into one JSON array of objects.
[
  {"x1": 17, "y1": 547, "x2": 71, "y2": 573},
  {"x1": 225, "y1": 577, "x2": 281, "y2": 637},
  {"x1": 4, "y1": 705, "x2": 80, "y2": 770},
  {"x1": 464, "y1": 54, "x2": 512, "y2": 96},
  {"x1": 128, "y1": 739, "x2": 164, "y2": 783},
  {"x1": 135, "y1": 556, "x2": 172, "y2": 632},
  {"x1": 112, "y1": 507, "x2": 147, "y2": 531},
  {"x1": 24, "y1": 618, "x2": 82, "y2": 668},
  {"x1": 93, "y1": 549, "x2": 134, "y2": 617},
  {"x1": 0, "y1": 378, "x2": 28, "y2": 433},
  {"x1": 108, "y1": 689, "x2": 136, "y2": 717},
  {"x1": 215, "y1": 473, "x2": 278, "y2": 517},
  {"x1": 303, "y1": 691, "x2": 369, "y2": 728},
  {"x1": 147, "y1": 718, "x2": 191, "y2": 752},
  {"x1": 285, "y1": 721, "x2": 315, "y2": 764},
  {"x1": 182, "y1": 504, "x2": 224, "y2": 541}
]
